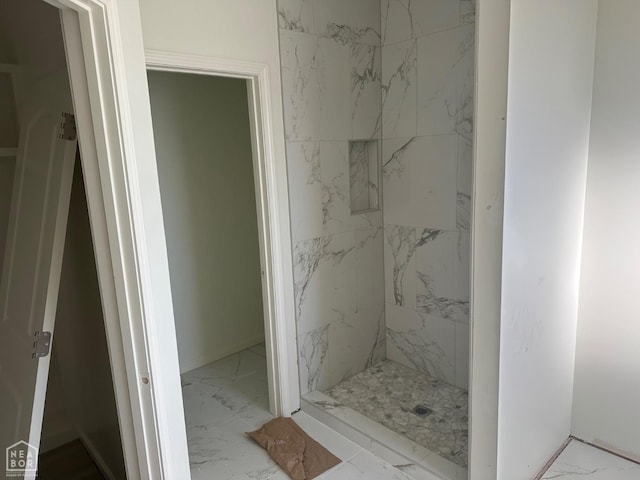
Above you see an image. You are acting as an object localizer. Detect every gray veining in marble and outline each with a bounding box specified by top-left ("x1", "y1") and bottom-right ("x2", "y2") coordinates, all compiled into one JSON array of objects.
[
  {"x1": 324, "y1": 360, "x2": 468, "y2": 469},
  {"x1": 383, "y1": 135, "x2": 458, "y2": 230},
  {"x1": 279, "y1": 0, "x2": 389, "y2": 404},
  {"x1": 287, "y1": 141, "x2": 383, "y2": 243},
  {"x1": 329, "y1": 303, "x2": 386, "y2": 386},
  {"x1": 365, "y1": 307, "x2": 386, "y2": 368},
  {"x1": 382, "y1": 39, "x2": 417, "y2": 138},
  {"x1": 415, "y1": 229, "x2": 469, "y2": 322},
  {"x1": 355, "y1": 226, "x2": 385, "y2": 309},
  {"x1": 350, "y1": 141, "x2": 371, "y2": 213},
  {"x1": 380, "y1": 0, "x2": 474, "y2": 394},
  {"x1": 385, "y1": 225, "x2": 417, "y2": 308},
  {"x1": 351, "y1": 43, "x2": 382, "y2": 138},
  {"x1": 386, "y1": 305, "x2": 455, "y2": 383},
  {"x1": 416, "y1": 24, "x2": 475, "y2": 136},
  {"x1": 280, "y1": 31, "x2": 351, "y2": 142},
  {"x1": 387, "y1": 317, "x2": 455, "y2": 383},
  {"x1": 183, "y1": 345, "x2": 427, "y2": 480},
  {"x1": 287, "y1": 141, "x2": 322, "y2": 242},
  {"x1": 278, "y1": 0, "x2": 314, "y2": 32},
  {"x1": 314, "y1": 0, "x2": 381, "y2": 46},
  {"x1": 349, "y1": 140, "x2": 380, "y2": 213},
  {"x1": 460, "y1": 0, "x2": 476, "y2": 24},
  {"x1": 384, "y1": 225, "x2": 469, "y2": 319},
  {"x1": 292, "y1": 226, "x2": 387, "y2": 395},
  {"x1": 541, "y1": 440, "x2": 640, "y2": 480},
  {"x1": 381, "y1": 0, "x2": 466, "y2": 46},
  {"x1": 320, "y1": 143, "x2": 351, "y2": 232},
  {"x1": 181, "y1": 347, "x2": 278, "y2": 479},
  {"x1": 456, "y1": 134, "x2": 472, "y2": 231},
  {"x1": 293, "y1": 233, "x2": 354, "y2": 329},
  {"x1": 382, "y1": 137, "x2": 414, "y2": 177},
  {"x1": 280, "y1": 0, "x2": 474, "y2": 410},
  {"x1": 299, "y1": 325, "x2": 330, "y2": 393}
]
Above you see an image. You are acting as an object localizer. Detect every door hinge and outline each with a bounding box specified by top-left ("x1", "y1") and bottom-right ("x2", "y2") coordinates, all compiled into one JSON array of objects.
[
  {"x1": 32, "y1": 331, "x2": 52, "y2": 359},
  {"x1": 58, "y1": 112, "x2": 77, "y2": 141}
]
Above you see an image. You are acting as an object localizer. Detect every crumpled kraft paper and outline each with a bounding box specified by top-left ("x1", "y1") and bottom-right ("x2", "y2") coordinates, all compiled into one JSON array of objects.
[{"x1": 248, "y1": 417, "x2": 341, "y2": 480}]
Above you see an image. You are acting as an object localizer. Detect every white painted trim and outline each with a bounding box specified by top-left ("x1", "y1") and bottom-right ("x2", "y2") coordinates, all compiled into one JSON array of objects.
[
  {"x1": 469, "y1": 1, "x2": 510, "y2": 479},
  {"x1": 58, "y1": 8, "x2": 145, "y2": 479},
  {"x1": 45, "y1": 1, "x2": 191, "y2": 479},
  {"x1": 40, "y1": 3, "x2": 302, "y2": 480},
  {"x1": 145, "y1": 49, "x2": 301, "y2": 417}
]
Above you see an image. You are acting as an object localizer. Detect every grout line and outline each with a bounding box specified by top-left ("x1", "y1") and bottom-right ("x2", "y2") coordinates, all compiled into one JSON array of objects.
[
  {"x1": 381, "y1": 22, "x2": 473, "y2": 49},
  {"x1": 533, "y1": 437, "x2": 573, "y2": 480},
  {"x1": 571, "y1": 436, "x2": 640, "y2": 467},
  {"x1": 292, "y1": 410, "x2": 365, "y2": 459}
]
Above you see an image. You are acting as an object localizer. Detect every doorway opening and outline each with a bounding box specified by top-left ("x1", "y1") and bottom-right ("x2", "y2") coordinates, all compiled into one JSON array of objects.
[
  {"x1": 0, "y1": 0, "x2": 127, "y2": 478},
  {"x1": 146, "y1": 70, "x2": 276, "y2": 475},
  {"x1": 39, "y1": 154, "x2": 126, "y2": 480}
]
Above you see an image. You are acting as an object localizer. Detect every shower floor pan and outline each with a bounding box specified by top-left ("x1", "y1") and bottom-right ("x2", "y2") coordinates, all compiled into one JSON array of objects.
[{"x1": 302, "y1": 360, "x2": 468, "y2": 480}]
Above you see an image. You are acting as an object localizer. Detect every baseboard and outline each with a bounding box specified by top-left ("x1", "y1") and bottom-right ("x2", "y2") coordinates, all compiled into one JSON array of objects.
[
  {"x1": 181, "y1": 334, "x2": 265, "y2": 373},
  {"x1": 570, "y1": 435, "x2": 640, "y2": 466},
  {"x1": 39, "y1": 423, "x2": 78, "y2": 454},
  {"x1": 532, "y1": 437, "x2": 572, "y2": 480},
  {"x1": 217, "y1": 334, "x2": 265, "y2": 361},
  {"x1": 78, "y1": 431, "x2": 120, "y2": 480}
]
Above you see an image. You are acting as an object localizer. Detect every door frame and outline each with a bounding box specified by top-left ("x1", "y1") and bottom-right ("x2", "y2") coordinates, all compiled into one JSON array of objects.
[
  {"x1": 41, "y1": 1, "x2": 299, "y2": 479},
  {"x1": 144, "y1": 50, "x2": 300, "y2": 419}
]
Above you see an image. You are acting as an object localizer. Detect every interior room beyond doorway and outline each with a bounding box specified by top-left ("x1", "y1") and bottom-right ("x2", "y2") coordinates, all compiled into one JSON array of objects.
[{"x1": 147, "y1": 70, "x2": 271, "y2": 472}]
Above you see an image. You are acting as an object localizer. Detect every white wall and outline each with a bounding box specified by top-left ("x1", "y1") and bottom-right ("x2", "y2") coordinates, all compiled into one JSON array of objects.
[
  {"x1": 148, "y1": 71, "x2": 264, "y2": 374},
  {"x1": 497, "y1": 1, "x2": 598, "y2": 478},
  {"x1": 138, "y1": 0, "x2": 299, "y2": 409},
  {"x1": 469, "y1": 0, "x2": 510, "y2": 478},
  {"x1": 572, "y1": 0, "x2": 640, "y2": 461}
]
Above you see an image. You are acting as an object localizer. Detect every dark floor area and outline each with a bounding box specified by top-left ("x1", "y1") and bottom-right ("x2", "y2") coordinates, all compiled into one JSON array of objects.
[{"x1": 38, "y1": 440, "x2": 106, "y2": 480}]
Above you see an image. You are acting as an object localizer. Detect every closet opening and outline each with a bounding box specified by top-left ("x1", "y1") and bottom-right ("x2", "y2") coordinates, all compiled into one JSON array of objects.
[
  {"x1": 0, "y1": 1, "x2": 131, "y2": 477},
  {"x1": 39, "y1": 154, "x2": 127, "y2": 480},
  {"x1": 146, "y1": 68, "x2": 277, "y2": 475}
]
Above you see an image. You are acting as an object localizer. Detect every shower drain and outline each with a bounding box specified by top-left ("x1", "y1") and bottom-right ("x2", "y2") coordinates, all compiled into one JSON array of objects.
[{"x1": 412, "y1": 404, "x2": 433, "y2": 417}]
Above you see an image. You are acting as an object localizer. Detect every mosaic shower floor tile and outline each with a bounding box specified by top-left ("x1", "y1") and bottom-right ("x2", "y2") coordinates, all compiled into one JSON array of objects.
[{"x1": 324, "y1": 360, "x2": 468, "y2": 468}]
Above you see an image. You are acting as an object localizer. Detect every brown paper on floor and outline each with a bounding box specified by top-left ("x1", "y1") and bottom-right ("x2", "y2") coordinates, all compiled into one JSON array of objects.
[{"x1": 248, "y1": 417, "x2": 341, "y2": 480}]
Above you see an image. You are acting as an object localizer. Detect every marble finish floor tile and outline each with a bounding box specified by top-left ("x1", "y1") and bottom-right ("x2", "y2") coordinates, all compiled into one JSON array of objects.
[
  {"x1": 188, "y1": 416, "x2": 281, "y2": 480},
  {"x1": 182, "y1": 346, "x2": 274, "y2": 430},
  {"x1": 182, "y1": 345, "x2": 426, "y2": 480},
  {"x1": 541, "y1": 439, "x2": 640, "y2": 480},
  {"x1": 320, "y1": 451, "x2": 414, "y2": 480},
  {"x1": 324, "y1": 360, "x2": 468, "y2": 468}
]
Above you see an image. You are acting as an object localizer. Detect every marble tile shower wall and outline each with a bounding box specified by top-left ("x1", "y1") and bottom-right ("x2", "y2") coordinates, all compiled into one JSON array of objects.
[
  {"x1": 382, "y1": 0, "x2": 474, "y2": 390},
  {"x1": 278, "y1": 0, "x2": 386, "y2": 395},
  {"x1": 278, "y1": 0, "x2": 475, "y2": 395}
]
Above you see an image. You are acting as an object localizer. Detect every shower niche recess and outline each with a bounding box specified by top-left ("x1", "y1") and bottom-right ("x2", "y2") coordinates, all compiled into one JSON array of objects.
[{"x1": 349, "y1": 139, "x2": 380, "y2": 214}]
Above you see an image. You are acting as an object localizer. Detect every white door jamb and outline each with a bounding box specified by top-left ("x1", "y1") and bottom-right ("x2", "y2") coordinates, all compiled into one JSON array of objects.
[
  {"x1": 40, "y1": 1, "x2": 300, "y2": 479},
  {"x1": 144, "y1": 49, "x2": 301, "y2": 419}
]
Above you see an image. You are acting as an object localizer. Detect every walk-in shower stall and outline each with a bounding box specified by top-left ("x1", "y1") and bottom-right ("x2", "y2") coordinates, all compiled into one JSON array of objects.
[{"x1": 277, "y1": 0, "x2": 475, "y2": 476}]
